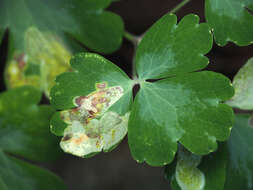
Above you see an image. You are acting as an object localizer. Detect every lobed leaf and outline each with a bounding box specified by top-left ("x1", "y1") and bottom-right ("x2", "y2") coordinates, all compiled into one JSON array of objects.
[
  {"x1": 135, "y1": 14, "x2": 212, "y2": 79},
  {"x1": 129, "y1": 71, "x2": 234, "y2": 166},
  {"x1": 50, "y1": 53, "x2": 133, "y2": 157},
  {"x1": 205, "y1": 0, "x2": 253, "y2": 46}
]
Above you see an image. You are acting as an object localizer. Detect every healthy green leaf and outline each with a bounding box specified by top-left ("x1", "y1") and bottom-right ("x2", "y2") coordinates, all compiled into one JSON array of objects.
[
  {"x1": 128, "y1": 13, "x2": 234, "y2": 166},
  {"x1": 50, "y1": 52, "x2": 133, "y2": 157},
  {"x1": 0, "y1": 151, "x2": 67, "y2": 190},
  {"x1": 224, "y1": 114, "x2": 253, "y2": 190},
  {"x1": 227, "y1": 57, "x2": 253, "y2": 110},
  {"x1": 205, "y1": 0, "x2": 253, "y2": 46},
  {"x1": 129, "y1": 71, "x2": 234, "y2": 166},
  {"x1": 135, "y1": 14, "x2": 212, "y2": 79},
  {"x1": 0, "y1": 0, "x2": 124, "y2": 53},
  {"x1": 0, "y1": 86, "x2": 62, "y2": 161}
]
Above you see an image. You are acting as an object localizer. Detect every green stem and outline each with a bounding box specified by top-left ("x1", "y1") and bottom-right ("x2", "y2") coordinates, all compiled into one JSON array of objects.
[
  {"x1": 124, "y1": 31, "x2": 140, "y2": 47},
  {"x1": 169, "y1": 0, "x2": 190, "y2": 14}
]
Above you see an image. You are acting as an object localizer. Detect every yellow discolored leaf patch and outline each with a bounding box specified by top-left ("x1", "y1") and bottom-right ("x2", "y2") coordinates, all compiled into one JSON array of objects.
[{"x1": 5, "y1": 27, "x2": 72, "y2": 97}]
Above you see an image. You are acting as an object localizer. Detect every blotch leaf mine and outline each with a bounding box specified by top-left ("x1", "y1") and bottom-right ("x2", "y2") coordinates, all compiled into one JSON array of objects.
[
  {"x1": 205, "y1": 0, "x2": 253, "y2": 46},
  {"x1": 50, "y1": 53, "x2": 133, "y2": 157},
  {"x1": 51, "y1": 13, "x2": 234, "y2": 166}
]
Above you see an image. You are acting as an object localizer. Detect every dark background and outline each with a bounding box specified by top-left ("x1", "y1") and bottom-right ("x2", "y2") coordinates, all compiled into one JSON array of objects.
[{"x1": 1, "y1": 0, "x2": 253, "y2": 190}]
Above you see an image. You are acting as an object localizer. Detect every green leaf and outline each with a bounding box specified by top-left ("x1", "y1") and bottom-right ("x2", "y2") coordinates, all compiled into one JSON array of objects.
[
  {"x1": 0, "y1": 151, "x2": 67, "y2": 190},
  {"x1": 50, "y1": 52, "x2": 133, "y2": 157},
  {"x1": 0, "y1": 86, "x2": 62, "y2": 161},
  {"x1": 135, "y1": 14, "x2": 212, "y2": 79},
  {"x1": 224, "y1": 114, "x2": 253, "y2": 190},
  {"x1": 129, "y1": 71, "x2": 234, "y2": 166},
  {"x1": 205, "y1": 0, "x2": 253, "y2": 46},
  {"x1": 165, "y1": 145, "x2": 227, "y2": 190},
  {"x1": 227, "y1": 57, "x2": 253, "y2": 110},
  {"x1": 0, "y1": 29, "x2": 4, "y2": 44},
  {"x1": 0, "y1": 0, "x2": 124, "y2": 53}
]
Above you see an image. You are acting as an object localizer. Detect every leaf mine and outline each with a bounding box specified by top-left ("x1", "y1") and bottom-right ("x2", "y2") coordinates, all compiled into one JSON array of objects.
[{"x1": 59, "y1": 82, "x2": 129, "y2": 157}]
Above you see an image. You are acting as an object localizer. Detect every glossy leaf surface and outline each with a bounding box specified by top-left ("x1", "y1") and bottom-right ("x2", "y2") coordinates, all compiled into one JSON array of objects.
[
  {"x1": 135, "y1": 14, "x2": 212, "y2": 79},
  {"x1": 227, "y1": 57, "x2": 253, "y2": 110},
  {"x1": 0, "y1": 0, "x2": 123, "y2": 53},
  {"x1": 129, "y1": 71, "x2": 233, "y2": 166},
  {"x1": 205, "y1": 0, "x2": 253, "y2": 46},
  {"x1": 50, "y1": 53, "x2": 132, "y2": 157},
  {"x1": 0, "y1": 151, "x2": 67, "y2": 190},
  {"x1": 224, "y1": 114, "x2": 253, "y2": 190},
  {"x1": 0, "y1": 86, "x2": 62, "y2": 161}
]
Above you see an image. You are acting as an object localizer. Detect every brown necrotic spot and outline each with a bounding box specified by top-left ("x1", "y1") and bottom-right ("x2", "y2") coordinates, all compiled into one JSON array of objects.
[{"x1": 62, "y1": 133, "x2": 73, "y2": 141}]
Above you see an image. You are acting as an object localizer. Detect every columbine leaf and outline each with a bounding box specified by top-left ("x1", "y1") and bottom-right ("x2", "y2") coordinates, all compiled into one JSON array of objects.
[
  {"x1": 205, "y1": 0, "x2": 253, "y2": 46},
  {"x1": 0, "y1": 151, "x2": 67, "y2": 190},
  {"x1": 227, "y1": 57, "x2": 253, "y2": 110},
  {"x1": 135, "y1": 14, "x2": 212, "y2": 79},
  {"x1": 0, "y1": 0, "x2": 123, "y2": 53},
  {"x1": 50, "y1": 53, "x2": 133, "y2": 157},
  {"x1": 0, "y1": 86, "x2": 67, "y2": 189},
  {"x1": 165, "y1": 145, "x2": 227, "y2": 190},
  {"x1": 0, "y1": 86, "x2": 62, "y2": 161},
  {"x1": 224, "y1": 114, "x2": 253, "y2": 190},
  {"x1": 5, "y1": 27, "x2": 72, "y2": 97},
  {"x1": 128, "y1": 13, "x2": 234, "y2": 166}
]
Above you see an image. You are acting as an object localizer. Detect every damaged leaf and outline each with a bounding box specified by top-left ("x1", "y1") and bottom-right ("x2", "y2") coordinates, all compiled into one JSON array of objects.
[
  {"x1": 50, "y1": 53, "x2": 132, "y2": 157},
  {"x1": 5, "y1": 27, "x2": 72, "y2": 97},
  {"x1": 51, "y1": 14, "x2": 234, "y2": 166},
  {"x1": 227, "y1": 57, "x2": 253, "y2": 110},
  {"x1": 205, "y1": 0, "x2": 253, "y2": 46}
]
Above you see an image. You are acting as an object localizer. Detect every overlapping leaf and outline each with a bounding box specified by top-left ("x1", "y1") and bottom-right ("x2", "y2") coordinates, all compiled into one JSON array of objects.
[
  {"x1": 50, "y1": 13, "x2": 234, "y2": 166},
  {"x1": 227, "y1": 57, "x2": 253, "y2": 110},
  {"x1": 224, "y1": 114, "x2": 253, "y2": 190},
  {"x1": 0, "y1": 0, "x2": 124, "y2": 53},
  {"x1": 50, "y1": 53, "x2": 133, "y2": 157},
  {"x1": 205, "y1": 0, "x2": 253, "y2": 46},
  {"x1": 165, "y1": 145, "x2": 227, "y2": 190},
  {"x1": 128, "y1": 13, "x2": 234, "y2": 166},
  {"x1": 0, "y1": 86, "x2": 67, "y2": 189},
  {"x1": 0, "y1": 151, "x2": 67, "y2": 190}
]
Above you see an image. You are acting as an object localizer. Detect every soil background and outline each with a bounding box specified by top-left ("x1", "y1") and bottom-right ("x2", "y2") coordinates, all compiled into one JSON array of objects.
[{"x1": 1, "y1": 0, "x2": 253, "y2": 190}]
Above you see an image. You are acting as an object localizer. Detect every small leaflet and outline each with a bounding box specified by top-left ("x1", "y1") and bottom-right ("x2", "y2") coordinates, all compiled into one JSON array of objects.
[
  {"x1": 5, "y1": 26, "x2": 71, "y2": 97},
  {"x1": 59, "y1": 82, "x2": 129, "y2": 157},
  {"x1": 227, "y1": 57, "x2": 253, "y2": 110},
  {"x1": 176, "y1": 147, "x2": 205, "y2": 190}
]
